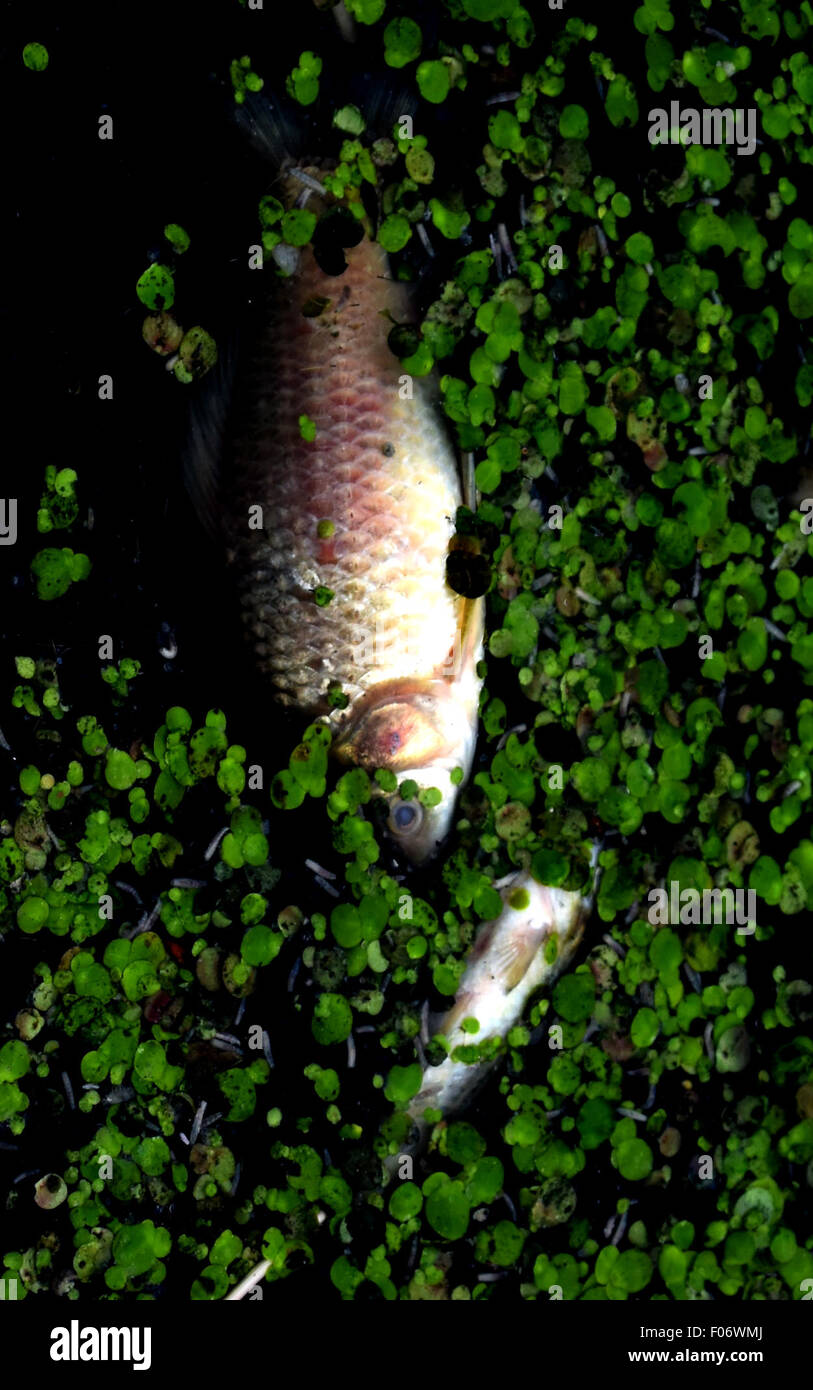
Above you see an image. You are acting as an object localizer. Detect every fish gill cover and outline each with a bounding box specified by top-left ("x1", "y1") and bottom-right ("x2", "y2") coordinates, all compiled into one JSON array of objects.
[{"x1": 1, "y1": 0, "x2": 813, "y2": 1314}]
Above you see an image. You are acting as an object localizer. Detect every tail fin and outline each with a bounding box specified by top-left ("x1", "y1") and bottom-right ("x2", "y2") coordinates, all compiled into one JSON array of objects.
[
  {"x1": 231, "y1": 43, "x2": 418, "y2": 174},
  {"x1": 234, "y1": 91, "x2": 308, "y2": 170}
]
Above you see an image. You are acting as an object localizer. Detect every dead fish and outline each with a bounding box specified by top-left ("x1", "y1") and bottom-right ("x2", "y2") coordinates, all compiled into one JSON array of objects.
[
  {"x1": 387, "y1": 852, "x2": 599, "y2": 1169},
  {"x1": 185, "y1": 101, "x2": 484, "y2": 863}
]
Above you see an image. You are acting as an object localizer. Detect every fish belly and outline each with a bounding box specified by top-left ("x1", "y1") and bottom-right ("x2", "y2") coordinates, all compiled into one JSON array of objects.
[{"x1": 224, "y1": 239, "x2": 465, "y2": 721}]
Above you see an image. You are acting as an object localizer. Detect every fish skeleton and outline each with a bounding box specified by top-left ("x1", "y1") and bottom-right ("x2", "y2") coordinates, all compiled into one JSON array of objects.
[
  {"x1": 392, "y1": 858, "x2": 597, "y2": 1162},
  {"x1": 186, "y1": 127, "x2": 484, "y2": 863}
]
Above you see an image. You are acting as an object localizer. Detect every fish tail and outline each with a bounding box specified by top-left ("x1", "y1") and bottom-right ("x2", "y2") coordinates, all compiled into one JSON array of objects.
[
  {"x1": 233, "y1": 44, "x2": 418, "y2": 176},
  {"x1": 234, "y1": 77, "x2": 418, "y2": 260},
  {"x1": 234, "y1": 90, "x2": 308, "y2": 171}
]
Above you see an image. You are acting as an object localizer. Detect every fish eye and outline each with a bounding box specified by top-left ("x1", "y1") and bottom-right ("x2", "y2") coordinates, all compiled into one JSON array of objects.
[{"x1": 388, "y1": 799, "x2": 423, "y2": 837}]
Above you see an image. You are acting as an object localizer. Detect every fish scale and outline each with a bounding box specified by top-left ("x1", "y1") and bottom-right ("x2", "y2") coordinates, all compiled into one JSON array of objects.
[{"x1": 225, "y1": 239, "x2": 466, "y2": 714}]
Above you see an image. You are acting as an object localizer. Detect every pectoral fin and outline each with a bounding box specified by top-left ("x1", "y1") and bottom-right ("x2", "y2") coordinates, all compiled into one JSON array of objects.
[
  {"x1": 492, "y1": 927, "x2": 549, "y2": 993},
  {"x1": 434, "y1": 593, "x2": 485, "y2": 683}
]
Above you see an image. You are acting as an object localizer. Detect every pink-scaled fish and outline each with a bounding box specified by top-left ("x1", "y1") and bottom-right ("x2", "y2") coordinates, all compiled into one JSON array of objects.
[{"x1": 186, "y1": 122, "x2": 484, "y2": 863}]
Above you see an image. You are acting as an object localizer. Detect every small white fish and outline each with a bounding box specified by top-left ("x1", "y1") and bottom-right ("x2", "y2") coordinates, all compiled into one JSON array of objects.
[{"x1": 399, "y1": 858, "x2": 597, "y2": 1154}]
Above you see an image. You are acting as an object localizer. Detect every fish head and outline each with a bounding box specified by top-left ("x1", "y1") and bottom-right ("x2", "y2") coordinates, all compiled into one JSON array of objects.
[{"x1": 332, "y1": 678, "x2": 480, "y2": 864}]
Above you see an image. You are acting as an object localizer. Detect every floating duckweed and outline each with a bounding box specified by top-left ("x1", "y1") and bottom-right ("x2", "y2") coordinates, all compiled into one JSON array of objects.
[
  {"x1": 282, "y1": 210, "x2": 317, "y2": 247},
  {"x1": 333, "y1": 105, "x2": 365, "y2": 135},
  {"x1": 312, "y1": 993, "x2": 353, "y2": 1045},
  {"x1": 378, "y1": 214, "x2": 412, "y2": 253},
  {"x1": 230, "y1": 53, "x2": 265, "y2": 104},
  {"x1": 34, "y1": 1174, "x2": 67, "y2": 1210},
  {"x1": 425, "y1": 1179, "x2": 470, "y2": 1240},
  {"x1": 416, "y1": 60, "x2": 450, "y2": 105},
  {"x1": 37, "y1": 466, "x2": 80, "y2": 532},
  {"x1": 389, "y1": 1182, "x2": 422, "y2": 1221},
  {"x1": 104, "y1": 749, "x2": 139, "y2": 791},
  {"x1": 17, "y1": 897, "x2": 49, "y2": 934},
  {"x1": 30, "y1": 547, "x2": 91, "y2": 601},
  {"x1": 135, "y1": 264, "x2": 175, "y2": 311},
  {"x1": 559, "y1": 104, "x2": 589, "y2": 139},
  {"x1": 383, "y1": 16, "x2": 422, "y2": 68},
  {"x1": 163, "y1": 222, "x2": 190, "y2": 254},
  {"x1": 552, "y1": 971, "x2": 596, "y2": 1024},
  {"x1": 384, "y1": 1063, "x2": 422, "y2": 1106},
  {"x1": 22, "y1": 42, "x2": 49, "y2": 71},
  {"x1": 179, "y1": 327, "x2": 218, "y2": 380},
  {"x1": 614, "y1": 1138, "x2": 654, "y2": 1182}
]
